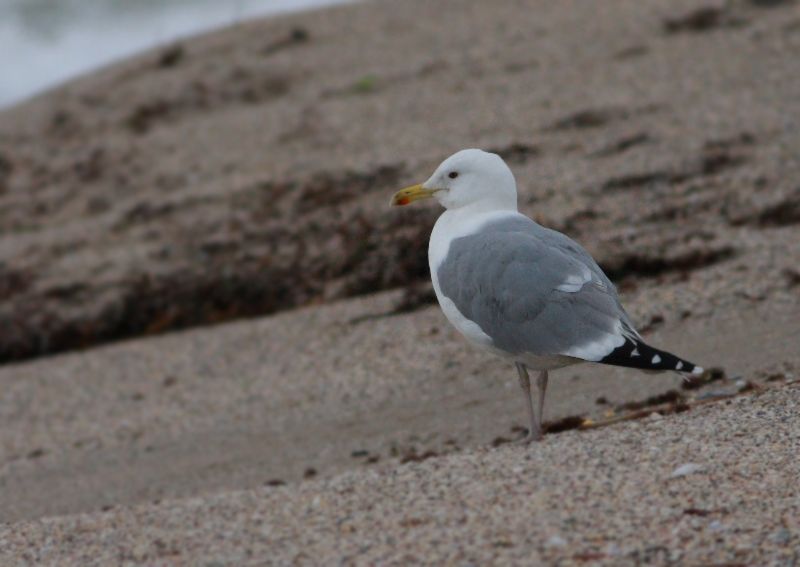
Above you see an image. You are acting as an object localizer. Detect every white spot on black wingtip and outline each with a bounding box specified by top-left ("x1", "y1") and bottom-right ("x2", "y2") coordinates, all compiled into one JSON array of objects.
[
  {"x1": 692, "y1": 365, "x2": 704, "y2": 376},
  {"x1": 676, "y1": 361, "x2": 683, "y2": 370},
  {"x1": 652, "y1": 354, "x2": 661, "y2": 364},
  {"x1": 631, "y1": 348, "x2": 640, "y2": 358}
]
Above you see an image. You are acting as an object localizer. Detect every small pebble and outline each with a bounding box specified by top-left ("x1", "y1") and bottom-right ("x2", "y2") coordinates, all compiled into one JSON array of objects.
[
  {"x1": 546, "y1": 535, "x2": 567, "y2": 547},
  {"x1": 670, "y1": 463, "x2": 705, "y2": 478},
  {"x1": 770, "y1": 528, "x2": 791, "y2": 545}
]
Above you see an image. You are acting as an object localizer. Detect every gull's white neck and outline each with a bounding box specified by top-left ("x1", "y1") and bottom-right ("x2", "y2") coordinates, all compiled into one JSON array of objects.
[{"x1": 445, "y1": 198, "x2": 518, "y2": 218}]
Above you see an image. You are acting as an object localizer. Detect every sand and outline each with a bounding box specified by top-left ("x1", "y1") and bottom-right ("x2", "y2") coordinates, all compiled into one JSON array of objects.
[
  {"x1": 0, "y1": 0, "x2": 799, "y2": 563},
  {"x1": 2, "y1": 382, "x2": 799, "y2": 565}
]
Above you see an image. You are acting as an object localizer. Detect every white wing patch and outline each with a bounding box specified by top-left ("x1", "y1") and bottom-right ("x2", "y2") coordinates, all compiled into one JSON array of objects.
[
  {"x1": 556, "y1": 264, "x2": 593, "y2": 293},
  {"x1": 562, "y1": 319, "x2": 625, "y2": 361},
  {"x1": 652, "y1": 354, "x2": 662, "y2": 364}
]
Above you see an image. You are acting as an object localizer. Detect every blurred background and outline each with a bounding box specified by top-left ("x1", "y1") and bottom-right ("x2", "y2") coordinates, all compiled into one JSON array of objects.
[{"x1": 0, "y1": 0, "x2": 349, "y2": 107}]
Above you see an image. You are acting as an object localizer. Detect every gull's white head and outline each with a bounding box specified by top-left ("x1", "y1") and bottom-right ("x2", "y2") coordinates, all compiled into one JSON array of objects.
[{"x1": 391, "y1": 149, "x2": 518, "y2": 211}]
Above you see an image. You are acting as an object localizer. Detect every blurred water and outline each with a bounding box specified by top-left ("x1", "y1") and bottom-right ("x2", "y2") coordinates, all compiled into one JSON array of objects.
[{"x1": 0, "y1": 0, "x2": 352, "y2": 108}]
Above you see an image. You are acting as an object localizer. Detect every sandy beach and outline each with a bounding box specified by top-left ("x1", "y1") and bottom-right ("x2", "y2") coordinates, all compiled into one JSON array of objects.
[{"x1": 0, "y1": 0, "x2": 799, "y2": 563}]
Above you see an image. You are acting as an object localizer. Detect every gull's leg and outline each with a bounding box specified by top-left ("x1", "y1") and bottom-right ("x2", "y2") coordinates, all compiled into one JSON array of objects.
[
  {"x1": 515, "y1": 363, "x2": 539, "y2": 444},
  {"x1": 535, "y1": 370, "x2": 549, "y2": 440}
]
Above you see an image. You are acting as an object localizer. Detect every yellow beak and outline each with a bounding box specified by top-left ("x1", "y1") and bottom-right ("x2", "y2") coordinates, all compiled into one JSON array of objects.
[{"x1": 390, "y1": 183, "x2": 437, "y2": 207}]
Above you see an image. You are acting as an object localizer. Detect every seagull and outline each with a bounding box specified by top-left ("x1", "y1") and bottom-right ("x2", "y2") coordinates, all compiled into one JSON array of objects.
[{"x1": 391, "y1": 149, "x2": 703, "y2": 443}]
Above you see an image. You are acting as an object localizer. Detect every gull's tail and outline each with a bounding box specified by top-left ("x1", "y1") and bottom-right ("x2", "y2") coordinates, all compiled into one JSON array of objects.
[{"x1": 599, "y1": 336, "x2": 703, "y2": 375}]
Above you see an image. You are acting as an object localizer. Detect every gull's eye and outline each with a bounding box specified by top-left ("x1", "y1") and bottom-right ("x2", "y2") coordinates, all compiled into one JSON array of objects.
[{"x1": 448, "y1": 171, "x2": 458, "y2": 179}]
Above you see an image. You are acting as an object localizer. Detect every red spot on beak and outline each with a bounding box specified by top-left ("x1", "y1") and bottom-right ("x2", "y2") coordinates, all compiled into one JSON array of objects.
[{"x1": 397, "y1": 197, "x2": 410, "y2": 206}]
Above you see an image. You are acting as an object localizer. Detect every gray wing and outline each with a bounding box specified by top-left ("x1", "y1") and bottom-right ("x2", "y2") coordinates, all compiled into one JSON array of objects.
[{"x1": 437, "y1": 216, "x2": 638, "y2": 361}]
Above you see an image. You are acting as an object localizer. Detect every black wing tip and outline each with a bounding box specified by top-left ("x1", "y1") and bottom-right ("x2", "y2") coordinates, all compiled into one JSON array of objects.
[{"x1": 599, "y1": 338, "x2": 702, "y2": 374}]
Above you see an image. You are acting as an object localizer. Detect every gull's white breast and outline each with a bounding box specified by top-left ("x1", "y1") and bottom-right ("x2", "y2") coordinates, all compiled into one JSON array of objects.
[{"x1": 428, "y1": 208, "x2": 519, "y2": 352}]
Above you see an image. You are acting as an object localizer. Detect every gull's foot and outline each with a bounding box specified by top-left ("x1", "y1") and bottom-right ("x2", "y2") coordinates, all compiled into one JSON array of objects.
[{"x1": 515, "y1": 429, "x2": 544, "y2": 445}]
